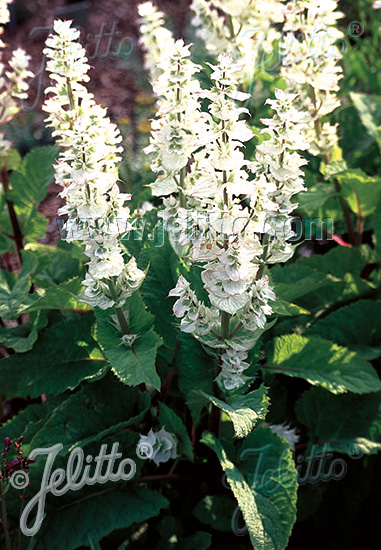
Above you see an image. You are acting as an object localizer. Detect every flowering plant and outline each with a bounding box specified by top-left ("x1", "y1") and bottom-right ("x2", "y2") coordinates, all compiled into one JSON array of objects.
[{"x1": 0, "y1": 2, "x2": 381, "y2": 549}]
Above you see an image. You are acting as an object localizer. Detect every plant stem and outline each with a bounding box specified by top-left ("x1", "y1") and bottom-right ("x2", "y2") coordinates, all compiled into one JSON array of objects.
[
  {"x1": 107, "y1": 279, "x2": 131, "y2": 335},
  {"x1": 1, "y1": 166, "x2": 23, "y2": 266},
  {"x1": 0, "y1": 482, "x2": 12, "y2": 550}
]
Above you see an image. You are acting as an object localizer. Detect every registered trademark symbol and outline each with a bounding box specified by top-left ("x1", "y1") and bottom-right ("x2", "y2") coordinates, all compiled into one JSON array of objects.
[{"x1": 348, "y1": 21, "x2": 364, "y2": 37}]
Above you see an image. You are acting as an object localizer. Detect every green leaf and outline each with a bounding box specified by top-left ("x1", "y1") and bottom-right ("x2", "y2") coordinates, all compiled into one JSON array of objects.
[
  {"x1": 159, "y1": 402, "x2": 193, "y2": 461},
  {"x1": 25, "y1": 242, "x2": 83, "y2": 288},
  {"x1": 30, "y1": 373, "x2": 149, "y2": 452},
  {"x1": 26, "y1": 277, "x2": 91, "y2": 312},
  {"x1": 0, "y1": 233, "x2": 13, "y2": 254},
  {"x1": 350, "y1": 92, "x2": 381, "y2": 149},
  {"x1": 202, "y1": 429, "x2": 297, "y2": 550},
  {"x1": 264, "y1": 334, "x2": 381, "y2": 394},
  {"x1": 8, "y1": 146, "x2": 59, "y2": 209},
  {"x1": 0, "y1": 310, "x2": 47, "y2": 352},
  {"x1": 269, "y1": 299, "x2": 310, "y2": 317},
  {"x1": 306, "y1": 300, "x2": 381, "y2": 359},
  {"x1": 336, "y1": 169, "x2": 381, "y2": 217},
  {"x1": 188, "y1": 385, "x2": 269, "y2": 438},
  {"x1": 201, "y1": 431, "x2": 266, "y2": 550},
  {"x1": 7, "y1": 146, "x2": 59, "y2": 241},
  {"x1": 297, "y1": 184, "x2": 336, "y2": 211},
  {"x1": 176, "y1": 334, "x2": 215, "y2": 410},
  {"x1": 0, "y1": 249, "x2": 38, "y2": 320},
  {"x1": 237, "y1": 427, "x2": 298, "y2": 550},
  {"x1": 140, "y1": 239, "x2": 179, "y2": 357},
  {"x1": 193, "y1": 495, "x2": 236, "y2": 532},
  {"x1": 0, "y1": 316, "x2": 108, "y2": 398},
  {"x1": 296, "y1": 387, "x2": 381, "y2": 455},
  {"x1": 95, "y1": 292, "x2": 161, "y2": 390},
  {"x1": 0, "y1": 148, "x2": 22, "y2": 171},
  {"x1": 29, "y1": 486, "x2": 168, "y2": 550}
]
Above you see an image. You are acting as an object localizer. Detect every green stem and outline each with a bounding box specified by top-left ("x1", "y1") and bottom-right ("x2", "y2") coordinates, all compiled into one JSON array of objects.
[
  {"x1": 0, "y1": 482, "x2": 12, "y2": 550},
  {"x1": 179, "y1": 167, "x2": 186, "y2": 208},
  {"x1": 107, "y1": 279, "x2": 131, "y2": 335}
]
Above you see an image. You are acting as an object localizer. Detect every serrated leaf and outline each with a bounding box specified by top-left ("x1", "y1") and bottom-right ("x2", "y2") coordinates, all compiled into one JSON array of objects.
[
  {"x1": 188, "y1": 385, "x2": 269, "y2": 438},
  {"x1": 30, "y1": 372, "x2": 149, "y2": 452},
  {"x1": 264, "y1": 334, "x2": 381, "y2": 394},
  {"x1": 237, "y1": 427, "x2": 298, "y2": 550},
  {"x1": 95, "y1": 292, "x2": 161, "y2": 390},
  {"x1": 0, "y1": 317, "x2": 108, "y2": 398},
  {"x1": 201, "y1": 431, "x2": 266, "y2": 550},
  {"x1": 8, "y1": 146, "x2": 59, "y2": 209},
  {"x1": 159, "y1": 402, "x2": 193, "y2": 461},
  {"x1": 296, "y1": 387, "x2": 381, "y2": 455},
  {"x1": 25, "y1": 242, "x2": 83, "y2": 288},
  {"x1": 202, "y1": 429, "x2": 297, "y2": 550}
]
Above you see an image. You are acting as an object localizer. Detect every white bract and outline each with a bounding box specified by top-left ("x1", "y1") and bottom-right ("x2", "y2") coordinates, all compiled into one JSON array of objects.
[
  {"x1": 280, "y1": 0, "x2": 344, "y2": 157},
  {"x1": 190, "y1": 0, "x2": 282, "y2": 86},
  {"x1": 144, "y1": 45, "x2": 308, "y2": 392},
  {"x1": 43, "y1": 20, "x2": 144, "y2": 310},
  {"x1": 138, "y1": 427, "x2": 178, "y2": 466}
]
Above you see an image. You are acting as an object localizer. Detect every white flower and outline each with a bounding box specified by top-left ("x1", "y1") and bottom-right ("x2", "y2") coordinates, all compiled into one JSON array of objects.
[
  {"x1": 138, "y1": 428, "x2": 178, "y2": 466},
  {"x1": 217, "y1": 349, "x2": 251, "y2": 391}
]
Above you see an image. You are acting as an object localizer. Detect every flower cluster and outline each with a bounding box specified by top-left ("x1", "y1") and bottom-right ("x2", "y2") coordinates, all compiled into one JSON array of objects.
[
  {"x1": 138, "y1": 427, "x2": 178, "y2": 466},
  {"x1": 280, "y1": 0, "x2": 344, "y2": 157},
  {"x1": 145, "y1": 49, "x2": 308, "y2": 392},
  {"x1": 0, "y1": 0, "x2": 33, "y2": 150},
  {"x1": 137, "y1": 2, "x2": 174, "y2": 82},
  {"x1": 190, "y1": 0, "x2": 282, "y2": 84},
  {"x1": 43, "y1": 20, "x2": 144, "y2": 309}
]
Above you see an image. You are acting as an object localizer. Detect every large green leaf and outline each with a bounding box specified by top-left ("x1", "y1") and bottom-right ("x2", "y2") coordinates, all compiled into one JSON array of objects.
[
  {"x1": 139, "y1": 239, "x2": 179, "y2": 357},
  {"x1": 296, "y1": 387, "x2": 381, "y2": 455},
  {"x1": 176, "y1": 333, "x2": 216, "y2": 407},
  {"x1": 0, "y1": 250, "x2": 38, "y2": 319},
  {"x1": 0, "y1": 316, "x2": 108, "y2": 398},
  {"x1": 25, "y1": 242, "x2": 83, "y2": 288},
  {"x1": 95, "y1": 292, "x2": 161, "y2": 390},
  {"x1": 159, "y1": 402, "x2": 194, "y2": 461},
  {"x1": 188, "y1": 385, "x2": 269, "y2": 438},
  {"x1": 202, "y1": 429, "x2": 297, "y2": 550},
  {"x1": 264, "y1": 334, "x2": 381, "y2": 394},
  {"x1": 237, "y1": 428, "x2": 298, "y2": 550},
  {"x1": 30, "y1": 373, "x2": 149, "y2": 452},
  {"x1": 28, "y1": 486, "x2": 168, "y2": 550},
  {"x1": 306, "y1": 300, "x2": 381, "y2": 359},
  {"x1": 271, "y1": 245, "x2": 375, "y2": 311}
]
